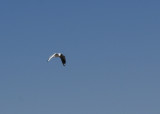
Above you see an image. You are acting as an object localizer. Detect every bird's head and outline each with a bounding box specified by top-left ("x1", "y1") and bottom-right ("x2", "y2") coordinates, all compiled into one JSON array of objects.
[{"x1": 58, "y1": 53, "x2": 62, "y2": 56}]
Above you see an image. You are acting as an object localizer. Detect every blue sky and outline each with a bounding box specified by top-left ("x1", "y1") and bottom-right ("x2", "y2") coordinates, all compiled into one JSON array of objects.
[{"x1": 0, "y1": 0, "x2": 160, "y2": 114}]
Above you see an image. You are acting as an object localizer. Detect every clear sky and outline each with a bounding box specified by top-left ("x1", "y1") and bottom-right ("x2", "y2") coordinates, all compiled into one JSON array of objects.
[{"x1": 0, "y1": 0, "x2": 160, "y2": 114}]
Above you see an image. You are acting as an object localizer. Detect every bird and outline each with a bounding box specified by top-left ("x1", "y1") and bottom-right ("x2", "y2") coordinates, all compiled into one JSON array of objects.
[{"x1": 47, "y1": 53, "x2": 66, "y2": 66}]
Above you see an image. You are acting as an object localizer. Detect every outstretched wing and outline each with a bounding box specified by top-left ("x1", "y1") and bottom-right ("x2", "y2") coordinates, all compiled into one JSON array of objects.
[
  {"x1": 60, "y1": 54, "x2": 66, "y2": 66},
  {"x1": 47, "y1": 53, "x2": 56, "y2": 62}
]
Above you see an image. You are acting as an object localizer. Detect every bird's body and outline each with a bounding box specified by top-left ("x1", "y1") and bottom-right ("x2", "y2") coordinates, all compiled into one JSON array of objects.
[{"x1": 47, "y1": 53, "x2": 66, "y2": 66}]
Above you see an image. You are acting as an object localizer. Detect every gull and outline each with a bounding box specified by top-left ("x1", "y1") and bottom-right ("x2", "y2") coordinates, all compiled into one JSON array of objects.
[{"x1": 47, "y1": 53, "x2": 66, "y2": 66}]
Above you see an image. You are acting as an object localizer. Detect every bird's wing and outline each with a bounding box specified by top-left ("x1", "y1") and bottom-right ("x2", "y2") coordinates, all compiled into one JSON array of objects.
[
  {"x1": 60, "y1": 54, "x2": 66, "y2": 66},
  {"x1": 47, "y1": 53, "x2": 56, "y2": 62}
]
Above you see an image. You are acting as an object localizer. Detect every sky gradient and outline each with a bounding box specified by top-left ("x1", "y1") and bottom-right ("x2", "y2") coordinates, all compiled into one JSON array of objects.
[{"x1": 0, "y1": 0, "x2": 160, "y2": 114}]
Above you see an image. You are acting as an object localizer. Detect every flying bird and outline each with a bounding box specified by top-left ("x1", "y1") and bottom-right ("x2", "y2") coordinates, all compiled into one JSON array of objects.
[{"x1": 47, "y1": 53, "x2": 66, "y2": 66}]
